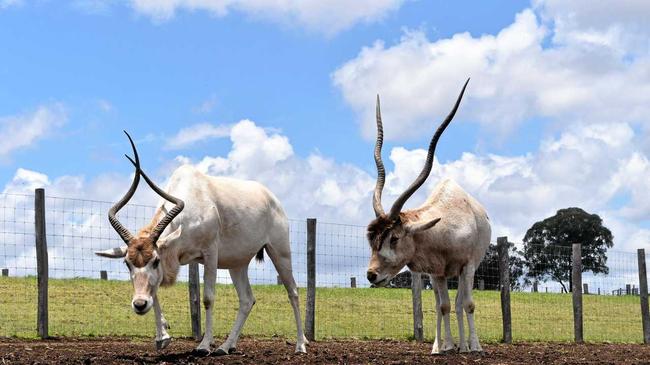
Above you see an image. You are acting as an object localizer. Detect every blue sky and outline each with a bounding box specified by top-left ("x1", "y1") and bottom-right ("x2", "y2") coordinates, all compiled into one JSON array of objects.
[
  {"x1": 1, "y1": 0, "x2": 650, "y2": 252},
  {"x1": 0, "y1": 0, "x2": 528, "y2": 177}
]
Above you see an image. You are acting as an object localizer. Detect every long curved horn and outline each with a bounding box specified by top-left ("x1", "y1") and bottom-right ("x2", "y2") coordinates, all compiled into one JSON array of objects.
[
  {"x1": 108, "y1": 130, "x2": 141, "y2": 244},
  {"x1": 387, "y1": 78, "x2": 470, "y2": 220},
  {"x1": 373, "y1": 94, "x2": 386, "y2": 217},
  {"x1": 125, "y1": 156, "x2": 185, "y2": 245}
]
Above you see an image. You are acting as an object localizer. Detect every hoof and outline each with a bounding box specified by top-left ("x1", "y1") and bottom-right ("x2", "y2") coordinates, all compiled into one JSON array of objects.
[
  {"x1": 193, "y1": 348, "x2": 211, "y2": 357},
  {"x1": 295, "y1": 344, "x2": 307, "y2": 354},
  {"x1": 155, "y1": 337, "x2": 171, "y2": 351},
  {"x1": 228, "y1": 347, "x2": 237, "y2": 354},
  {"x1": 213, "y1": 348, "x2": 228, "y2": 356}
]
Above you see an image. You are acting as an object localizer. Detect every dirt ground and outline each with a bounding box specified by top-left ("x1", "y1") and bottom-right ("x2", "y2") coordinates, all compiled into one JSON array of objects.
[{"x1": 1, "y1": 337, "x2": 650, "y2": 365}]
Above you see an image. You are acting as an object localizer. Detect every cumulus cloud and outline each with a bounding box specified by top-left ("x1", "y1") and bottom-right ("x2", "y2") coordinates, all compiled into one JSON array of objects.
[
  {"x1": 129, "y1": 0, "x2": 404, "y2": 36},
  {"x1": 0, "y1": 104, "x2": 67, "y2": 161},
  {"x1": 175, "y1": 119, "x2": 374, "y2": 224},
  {"x1": 333, "y1": 6, "x2": 650, "y2": 141},
  {"x1": 166, "y1": 122, "x2": 231, "y2": 149}
]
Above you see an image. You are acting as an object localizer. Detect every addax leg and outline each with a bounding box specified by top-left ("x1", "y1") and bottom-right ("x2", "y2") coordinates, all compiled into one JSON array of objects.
[
  {"x1": 463, "y1": 265, "x2": 483, "y2": 352},
  {"x1": 153, "y1": 295, "x2": 171, "y2": 350},
  {"x1": 431, "y1": 275, "x2": 443, "y2": 354},
  {"x1": 215, "y1": 266, "x2": 255, "y2": 355},
  {"x1": 456, "y1": 270, "x2": 469, "y2": 353},
  {"x1": 432, "y1": 276, "x2": 455, "y2": 353},
  {"x1": 196, "y1": 259, "x2": 217, "y2": 354},
  {"x1": 265, "y1": 243, "x2": 308, "y2": 353}
]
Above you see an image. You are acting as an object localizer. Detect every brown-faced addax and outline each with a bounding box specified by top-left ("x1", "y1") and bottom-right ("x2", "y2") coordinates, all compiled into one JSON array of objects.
[
  {"x1": 96, "y1": 131, "x2": 308, "y2": 355},
  {"x1": 366, "y1": 79, "x2": 491, "y2": 354}
]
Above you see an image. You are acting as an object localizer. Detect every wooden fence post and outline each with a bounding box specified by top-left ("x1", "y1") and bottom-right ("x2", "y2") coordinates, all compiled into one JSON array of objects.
[
  {"x1": 350, "y1": 277, "x2": 356, "y2": 288},
  {"x1": 638, "y1": 249, "x2": 650, "y2": 344},
  {"x1": 411, "y1": 272, "x2": 424, "y2": 342},
  {"x1": 583, "y1": 283, "x2": 589, "y2": 295},
  {"x1": 35, "y1": 188, "x2": 48, "y2": 339},
  {"x1": 100, "y1": 270, "x2": 108, "y2": 280},
  {"x1": 572, "y1": 243, "x2": 583, "y2": 343},
  {"x1": 497, "y1": 236, "x2": 511, "y2": 343},
  {"x1": 305, "y1": 218, "x2": 316, "y2": 341},
  {"x1": 188, "y1": 263, "x2": 202, "y2": 340},
  {"x1": 1, "y1": 268, "x2": 7, "y2": 277},
  {"x1": 478, "y1": 279, "x2": 485, "y2": 291}
]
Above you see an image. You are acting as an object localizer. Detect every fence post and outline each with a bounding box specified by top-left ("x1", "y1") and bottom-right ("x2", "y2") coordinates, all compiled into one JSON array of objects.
[
  {"x1": 350, "y1": 277, "x2": 356, "y2": 288},
  {"x1": 627, "y1": 284, "x2": 632, "y2": 296},
  {"x1": 411, "y1": 272, "x2": 424, "y2": 342},
  {"x1": 35, "y1": 188, "x2": 48, "y2": 339},
  {"x1": 572, "y1": 243, "x2": 583, "y2": 343},
  {"x1": 188, "y1": 263, "x2": 202, "y2": 340},
  {"x1": 497, "y1": 236, "x2": 511, "y2": 344},
  {"x1": 478, "y1": 279, "x2": 485, "y2": 291},
  {"x1": 305, "y1": 218, "x2": 316, "y2": 341},
  {"x1": 638, "y1": 249, "x2": 650, "y2": 344},
  {"x1": 1, "y1": 268, "x2": 7, "y2": 277},
  {"x1": 533, "y1": 281, "x2": 538, "y2": 293},
  {"x1": 583, "y1": 283, "x2": 589, "y2": 295},
  {"x1": 100, "y1": 270, "x2": 108, "y2": 280}
]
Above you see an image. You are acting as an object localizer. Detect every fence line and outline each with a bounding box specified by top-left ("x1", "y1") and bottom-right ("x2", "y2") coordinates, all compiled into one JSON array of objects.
[{"x1": 0, "y1": 190, "x2": 649, "y2": 344}]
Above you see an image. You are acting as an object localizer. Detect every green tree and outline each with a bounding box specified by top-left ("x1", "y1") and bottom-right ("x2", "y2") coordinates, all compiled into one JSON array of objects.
[{"x1": 522, "y1": 207, "x2": 613, "y2": 292}]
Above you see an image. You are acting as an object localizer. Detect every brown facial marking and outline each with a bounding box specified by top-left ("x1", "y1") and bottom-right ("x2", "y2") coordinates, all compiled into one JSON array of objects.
[
  {"x1": 466, "y1": 302, "x2": 475, "y2": 314},
  {"x1": 127, "y1": 237, "x2": 155, "y2": 268},
  {"x1": 366, "y1": 215, "x2": 398, "y2": 250}
]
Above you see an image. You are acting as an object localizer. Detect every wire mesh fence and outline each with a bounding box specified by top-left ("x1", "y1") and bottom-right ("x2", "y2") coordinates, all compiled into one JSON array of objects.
[{"x1": 0, "y1": 191, "x2": 649, "y2": 343}]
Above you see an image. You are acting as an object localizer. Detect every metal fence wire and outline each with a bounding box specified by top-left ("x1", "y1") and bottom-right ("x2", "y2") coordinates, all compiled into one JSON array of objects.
[{"x1": 0, "y1": 191, "x2": 649, "y2": 343}]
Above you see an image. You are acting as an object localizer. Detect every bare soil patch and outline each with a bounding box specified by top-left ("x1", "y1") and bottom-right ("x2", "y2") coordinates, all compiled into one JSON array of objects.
[{"x1": 1, "y1": 337, "x2": 649, "y2": 364}]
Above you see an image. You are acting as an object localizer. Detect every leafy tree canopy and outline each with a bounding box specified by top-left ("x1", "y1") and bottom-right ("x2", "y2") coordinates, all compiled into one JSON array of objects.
[{"x1": 522, "y1": 207, "x2": 613, "y2": 292}]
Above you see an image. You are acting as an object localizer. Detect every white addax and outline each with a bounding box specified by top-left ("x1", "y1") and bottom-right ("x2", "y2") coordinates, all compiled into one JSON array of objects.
[
  {"x1": 96, "y1": 132, "x2": 307, "y2": 355},
  {"x1": 365, "y1": 80, "x2": 491, "y2": 354}
]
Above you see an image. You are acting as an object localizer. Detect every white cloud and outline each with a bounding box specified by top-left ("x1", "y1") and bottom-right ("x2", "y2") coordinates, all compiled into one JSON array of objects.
[
  {"x1": 193, "y1": 94, "x2": 218, "y2": 114},
  {"x1": 534, "y1": 0, "x2": 650, "y2": 55},
  {"x1": 333, "y1": 6, "x2": 650, "y2": 141},
  {"x1": 176, "y1": 119, "x2": 373, "y2": 223},
  {"x1": 129, "y1": 0, "x2": 404, "y2": 36},
  {"x1": 166, "y1": 122, "x2": 231, "y2": 149},
  {"x1": 0, "y1": 104, "x2": 67, "y2": 161},
  {"x1": 0, "y1": 0, "x2": 22, "y2": 9}
]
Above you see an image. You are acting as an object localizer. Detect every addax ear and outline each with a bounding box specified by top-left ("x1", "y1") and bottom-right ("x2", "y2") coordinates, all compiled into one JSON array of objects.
[
  {"x1": 157, "y1": 226, "x2": 182, "y2": 248},
  {"x1": 95, "y1": 246, "x2": 128, "y2": 258},
  {"x1": 405, "y1": 217, "x2": 441, "y2": 235}
]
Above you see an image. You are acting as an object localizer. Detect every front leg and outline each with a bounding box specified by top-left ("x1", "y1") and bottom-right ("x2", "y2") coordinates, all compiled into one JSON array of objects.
[
  {"x1": 153, "y1": 295, "x2": 171, "y2": 351},
  {"x1": 196, "y1": 260, "x2": 217, "y2": 354}
]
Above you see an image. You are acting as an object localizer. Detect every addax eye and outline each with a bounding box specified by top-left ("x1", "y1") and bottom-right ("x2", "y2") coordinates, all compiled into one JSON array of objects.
[
  {"x1": 152, "y1": 257, "x2": 160, "y2": 269},
  {"x1": 390, "y1": 236, "x2": 399, "y2": 247}
]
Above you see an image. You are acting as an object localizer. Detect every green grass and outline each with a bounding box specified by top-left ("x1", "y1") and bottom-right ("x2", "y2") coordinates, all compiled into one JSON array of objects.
[{"x1": 0, "y1": 277, "x2": 644, "y2": 343}]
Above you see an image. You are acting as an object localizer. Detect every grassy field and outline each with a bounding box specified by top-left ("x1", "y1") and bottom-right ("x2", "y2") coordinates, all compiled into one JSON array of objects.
[{"x1": 0, "y1": 277, "x2": 644, "y2": 343}]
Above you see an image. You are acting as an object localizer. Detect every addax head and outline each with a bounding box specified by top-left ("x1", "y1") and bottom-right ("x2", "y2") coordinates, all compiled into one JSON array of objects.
[
  {"x1": 366, "y1": 79, "x2": 469, "y2": 286},
  {"x1": 95, "y1": 131, "x2": 185, "y2": 315}
]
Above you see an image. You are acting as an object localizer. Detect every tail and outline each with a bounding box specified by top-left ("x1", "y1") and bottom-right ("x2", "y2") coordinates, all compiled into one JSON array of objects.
[{"x1": 255, "y1": 244, "x2": 266, "y2": 263}]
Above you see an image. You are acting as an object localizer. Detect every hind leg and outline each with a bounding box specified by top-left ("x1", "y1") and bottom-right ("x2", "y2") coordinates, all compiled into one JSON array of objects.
[
  {"x1": 265, "y1": 237, "x2": 308, "y2": 353},
  {"x1": 215, "y1": 266, "x2": 255, "y2": 355},
  {"x1": 463, "y1": 264, "x2": 482, "y2": 352},
  {"x1": 456, "y1": 272, "x2": 469, "y2": 353}
]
